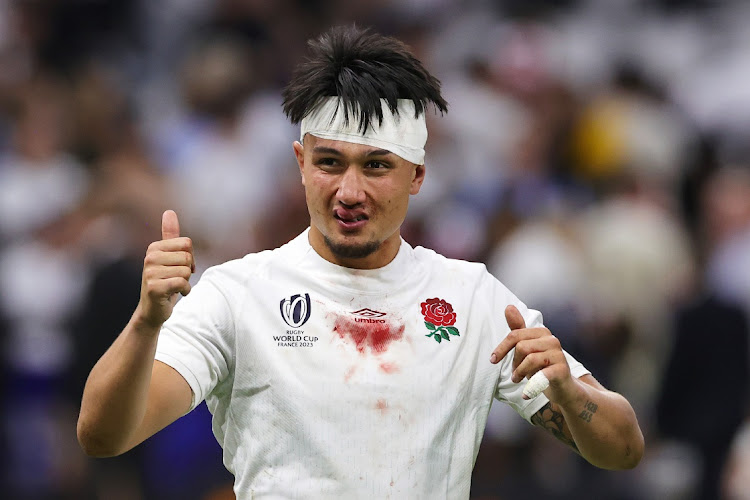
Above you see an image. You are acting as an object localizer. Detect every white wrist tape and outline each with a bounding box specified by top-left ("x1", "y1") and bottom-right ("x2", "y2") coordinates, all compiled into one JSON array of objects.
[
  {"x1": 523, "y1": 371, "x2": 550, "y2": 399},
  {"x1": 300, "y1": 97, "x2": 427, "y2": 165}
]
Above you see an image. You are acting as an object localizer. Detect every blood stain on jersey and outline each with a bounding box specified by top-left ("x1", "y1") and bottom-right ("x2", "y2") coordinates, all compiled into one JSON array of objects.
[
  {"x1": 333, "y1": 315, "x2": 405, "y2": 354},
  {"x1": 379, "y1": 362, "x2": 399, "y2": 374},
  {"x1": 343, "y1": 365, "x2": 358, "y2": 382},
  {"x1": 375, "y1": 398, "x2": 388, "y2": 415}
]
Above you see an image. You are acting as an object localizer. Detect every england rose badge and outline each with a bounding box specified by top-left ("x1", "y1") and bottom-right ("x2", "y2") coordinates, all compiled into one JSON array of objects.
[{"x1": 420, "y1": 298, "x2": 460, "y2": 343}]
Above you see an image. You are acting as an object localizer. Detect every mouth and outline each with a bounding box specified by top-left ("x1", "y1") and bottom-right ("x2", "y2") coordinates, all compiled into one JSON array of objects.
[{"x1": 334, "y1": 209, "x2": 369, "y2": 230}]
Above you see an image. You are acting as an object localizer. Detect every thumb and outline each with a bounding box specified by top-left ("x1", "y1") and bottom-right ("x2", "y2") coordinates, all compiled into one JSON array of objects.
[
  {"x1": 505, "y1": 305, "x2": 526, "y2": 331},
  {"x1": 161, "y1": 210, "x2": 180, "y2": 240}
]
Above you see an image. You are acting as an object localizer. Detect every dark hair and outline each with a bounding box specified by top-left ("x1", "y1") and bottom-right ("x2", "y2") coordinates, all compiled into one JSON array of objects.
[{"x1": 282, "y1": 25, "x2": 447, "y2": 133}]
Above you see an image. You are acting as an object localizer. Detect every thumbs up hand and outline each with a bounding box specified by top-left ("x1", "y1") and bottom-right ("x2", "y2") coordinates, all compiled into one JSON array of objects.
[
  {"x1": 489, "y1": 305, "x2": 576, "y2": 403},
  {"x1": 136, "y1": 210, "x2": 195, "y2": 330}
]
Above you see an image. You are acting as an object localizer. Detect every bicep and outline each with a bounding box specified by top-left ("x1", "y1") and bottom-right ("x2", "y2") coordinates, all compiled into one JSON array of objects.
[{"x1": 126, "y1": 360, "x2": 193, "y2": 451}]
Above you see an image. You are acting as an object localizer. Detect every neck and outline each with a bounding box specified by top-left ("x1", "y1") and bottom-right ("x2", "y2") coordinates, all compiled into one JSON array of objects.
[{"x1": 308, "y1": 227, "x2": 401, "y2": 270}]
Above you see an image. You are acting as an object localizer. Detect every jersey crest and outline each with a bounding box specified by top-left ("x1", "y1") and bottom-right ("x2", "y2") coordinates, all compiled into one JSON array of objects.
[{"x1": 420, "y1": 297, "x2": 460, "y2": 343}]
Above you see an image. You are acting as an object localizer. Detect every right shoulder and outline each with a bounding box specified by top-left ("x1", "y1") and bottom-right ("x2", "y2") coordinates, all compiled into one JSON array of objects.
[{"x1": 199, "y1": 233, "x2": 308, "y2": 287}]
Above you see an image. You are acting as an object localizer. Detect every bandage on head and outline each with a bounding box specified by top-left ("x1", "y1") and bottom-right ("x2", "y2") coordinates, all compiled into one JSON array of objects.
[{"x1": 300, "y1": 97, "x2": 427, "y2": 165}]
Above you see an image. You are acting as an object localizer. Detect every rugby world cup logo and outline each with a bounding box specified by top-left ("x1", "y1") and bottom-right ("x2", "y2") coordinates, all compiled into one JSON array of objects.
[{"x1": 280, "y1": 293, "x2": 312, "y2": 328}]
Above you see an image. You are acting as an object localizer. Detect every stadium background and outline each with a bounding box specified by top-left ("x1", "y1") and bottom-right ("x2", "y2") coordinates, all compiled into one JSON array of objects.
[{"x1": 2, "y1": 0, "x2": 750, "y2": 498}]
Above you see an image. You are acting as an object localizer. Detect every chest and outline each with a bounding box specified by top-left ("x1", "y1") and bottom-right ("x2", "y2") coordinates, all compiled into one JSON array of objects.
[{"x1": 234, "y1": 285, "x2": 488, "y2": 416}]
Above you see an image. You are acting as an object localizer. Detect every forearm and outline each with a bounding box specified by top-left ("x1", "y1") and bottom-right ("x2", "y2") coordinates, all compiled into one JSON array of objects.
[
  {"x1": 78, "y1": 210, "x2": 196, "y2": 457},
  {"x1": 557, "y1": 378, "x2": 644, "y2": 470},
  {"x1": 77, "y1": 307, "x2": 160, "y2": 457}
]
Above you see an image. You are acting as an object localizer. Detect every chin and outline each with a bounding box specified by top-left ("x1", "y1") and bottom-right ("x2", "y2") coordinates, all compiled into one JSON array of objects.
[{"x1": 324, "y1": 235, "x2": 380, "y2": 259}]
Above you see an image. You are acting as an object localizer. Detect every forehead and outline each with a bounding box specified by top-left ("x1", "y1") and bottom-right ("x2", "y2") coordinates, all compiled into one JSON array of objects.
[{"x1": 304, "y1": 135, "x2": 399, "y2": 159}]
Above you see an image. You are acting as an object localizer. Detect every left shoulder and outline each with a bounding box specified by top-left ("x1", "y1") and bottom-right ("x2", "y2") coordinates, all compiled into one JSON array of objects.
[
  {"x1": 411, "y1": 245, "x2": 543, "y2": 326},
  {"x1": 411, "y1": 245, "x2": 490, "y2": 280}
]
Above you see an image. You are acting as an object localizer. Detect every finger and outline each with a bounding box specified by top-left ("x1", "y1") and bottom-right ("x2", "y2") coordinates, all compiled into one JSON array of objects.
[
  {"x1": 145, "y1": 250, "x2": 194, "y2": 268},
  {"x1": 159, "y1": 276, "x2": 192, "y2": 297},
  {"x1": 174, "y1": 277, "x2": 192, "y2": 297},
  {"x1": 523, "y1": 370, "x2": 550, "y2": 400},
  {"x1": 512, "y1": 349, "x2": 562, "y2": 383},
  {"x1": 490, "y1": 332, "x2": 517, "y2": 365},
  {"x1": 491, "y1": 331, "x2": 546, "y2": 368},
  {"x1": 162, "y1": 210, "x2": 180, "y2": 240},
  {"x1": 505, "y1": 305, "x2": 526, "y2": 331},
  {"x1": 148, "y1": 237, "x2": 193, "y2": 254},
  {"x1": 144, "y1": 265, "x2": 193, "y2": 282},
  {"x1": 489, "y1": 305, "x2": 527, "y2": 364},
  {"x1": 511, "y1": 334, "x2": 558, "y2": 372},
  {"x1": 144, "y1": 275, "x2": 192, "y2": 300}
]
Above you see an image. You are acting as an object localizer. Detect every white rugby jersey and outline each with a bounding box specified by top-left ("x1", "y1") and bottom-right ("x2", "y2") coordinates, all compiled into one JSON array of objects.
[{"x1": 155, "y1": 229, "x2": 589, "y2": 499}]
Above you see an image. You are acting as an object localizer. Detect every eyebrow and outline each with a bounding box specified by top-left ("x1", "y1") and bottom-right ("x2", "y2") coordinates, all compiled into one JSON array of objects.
[{"x1": 311, "y1": 146, "x2": 394, "y2": 157}]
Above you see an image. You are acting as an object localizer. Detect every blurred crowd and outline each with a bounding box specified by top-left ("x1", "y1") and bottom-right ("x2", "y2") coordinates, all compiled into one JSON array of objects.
[{"x1": 2, "y1": 0, "x2": 750, "y2": 499}]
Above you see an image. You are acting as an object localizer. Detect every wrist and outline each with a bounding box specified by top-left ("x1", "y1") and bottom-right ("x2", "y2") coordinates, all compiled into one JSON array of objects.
[
  {"x1": 130, "y1": 305, "x2": 164, "y2": 338},
  {"x1": 554, "y1": 376, "x2": 590, "y2": 411}
]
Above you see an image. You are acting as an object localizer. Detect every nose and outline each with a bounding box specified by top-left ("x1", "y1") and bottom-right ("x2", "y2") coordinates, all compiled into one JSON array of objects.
[{"x1": 336, "y1": 166, "x2": 366, "y2": 206}]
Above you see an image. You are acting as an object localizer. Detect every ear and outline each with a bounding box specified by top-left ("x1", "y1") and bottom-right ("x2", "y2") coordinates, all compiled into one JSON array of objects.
[
  {"x1": 293, "y1": 140, "x2": 305, "y2": 185},
  {"x1": 410, "y1": 163, "x2": 426, "y2": 195}
]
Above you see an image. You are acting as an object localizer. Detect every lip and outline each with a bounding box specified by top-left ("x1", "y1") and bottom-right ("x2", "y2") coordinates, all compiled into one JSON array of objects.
[{"x1": 334, "y1": 208, "x2": 369, "y2": 231}]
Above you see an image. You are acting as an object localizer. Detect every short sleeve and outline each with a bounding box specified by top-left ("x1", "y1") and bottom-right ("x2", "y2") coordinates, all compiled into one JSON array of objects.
[
  {"x1": 155, "y1": 267, "x2": 235, "y2": 411},
  {"x1": 487, "y1": 277, "x2": 590, "y2": 422}
]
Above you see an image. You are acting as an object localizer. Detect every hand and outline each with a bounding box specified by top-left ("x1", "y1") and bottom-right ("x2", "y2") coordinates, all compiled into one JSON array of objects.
[
  {"x1": 490, "y1": 305, "x2": 577, "y2": 403},
  {"x1": 136, "y1": 210, "x2": 195, "y2": 330}
]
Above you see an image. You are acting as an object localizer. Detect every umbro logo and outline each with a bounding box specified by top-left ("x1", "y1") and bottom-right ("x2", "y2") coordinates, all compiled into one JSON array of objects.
[
  {"x1": 351, "y1": 307, "x2": 386, "y2": 324},
  {"x1": 352, "y1": 308, "x2": 386, "y2": 318}
]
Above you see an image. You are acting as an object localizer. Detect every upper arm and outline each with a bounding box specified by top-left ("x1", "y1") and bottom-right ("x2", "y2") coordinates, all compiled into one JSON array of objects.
[{"x1": 124, "y1": 360, "x2": 193, "y2": 451}]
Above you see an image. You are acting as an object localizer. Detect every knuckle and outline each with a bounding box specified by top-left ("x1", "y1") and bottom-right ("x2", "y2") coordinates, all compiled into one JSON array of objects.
[
  {"x1": 145, "y1": 282, "x2": 160, "y2": 297},
  {"x1": 525, "y1": 351, "x2": 540, "y2": 365},
  {"x1": 517, "y1": 341, "x2": 532, "y2": 357},
  {"x1": 554, "y1": 352, "x2": 567, "y2": 366},
  {"x1": 144, "y1": 252, "x2": 158, "y2": 266},
  {"x1": 166, "y1": 277, "x2": 182, "y2": 291},
  {"x1": 532, "y1": 352, "x2": 551, "y2": 369}
]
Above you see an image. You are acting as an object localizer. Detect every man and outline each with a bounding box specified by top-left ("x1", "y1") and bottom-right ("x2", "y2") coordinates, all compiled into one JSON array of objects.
[{"x1": 77, "y1": 25, "x2": 644, "y2": 498}]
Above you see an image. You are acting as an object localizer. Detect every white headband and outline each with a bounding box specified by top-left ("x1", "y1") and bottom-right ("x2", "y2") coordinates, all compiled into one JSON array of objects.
[{"x1": 300, "y1": 97, "x2": 427, "y2": 165}]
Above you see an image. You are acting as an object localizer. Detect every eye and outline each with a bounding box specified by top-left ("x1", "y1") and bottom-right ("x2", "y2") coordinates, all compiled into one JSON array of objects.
[
  {"x1": 365, "y1": 161, "x2": 388, "y2": 170},
  {"x1": 314, "y1": 157, "x2": 340, "y2": 169}
]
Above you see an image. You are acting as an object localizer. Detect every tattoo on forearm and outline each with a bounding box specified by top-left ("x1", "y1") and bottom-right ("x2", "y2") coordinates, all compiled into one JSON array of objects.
[
  {"x1": 578, "y1": 400, "x2": 598, "y2": 423},
  {"x1": 531, "y1": 402, "x2": 579, "y2": 453}
]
